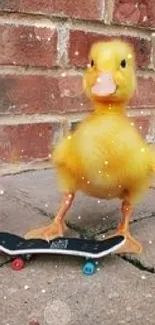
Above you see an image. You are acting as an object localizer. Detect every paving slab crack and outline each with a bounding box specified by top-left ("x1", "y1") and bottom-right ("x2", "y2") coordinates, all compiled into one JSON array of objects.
[
  {"x1": 0, "y1": 259, "x2": 11, "y2": 268},
  {"x1": 95, "y1": 212, "x2": 155, "y2": 237},
  {"x1": 120, "y1": 255, "x2": 155, "y2": 274}
]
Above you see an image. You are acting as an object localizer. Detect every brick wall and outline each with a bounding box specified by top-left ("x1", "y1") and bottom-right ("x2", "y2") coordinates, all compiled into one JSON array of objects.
[{"x1": 0, "y1": 0, "x2": 155, "y2": 170}]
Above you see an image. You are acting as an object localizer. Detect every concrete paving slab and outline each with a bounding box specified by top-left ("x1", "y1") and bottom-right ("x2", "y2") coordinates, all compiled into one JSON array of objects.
[
  {"x1": 0, "y1": 195, "x2": 51, "y2": 236},
  {"x1": 1, "y1": 170, "x2": 155, "y2": 325},
  {"x1": 124, "y1": 217, "x2": 155, "y2": 270},
  {"x1": 0, "y1": 170, "x2": 155, "y2": 237},
  {"x1": 1, "y1": 256, "x2": 155, "y2": 325}
]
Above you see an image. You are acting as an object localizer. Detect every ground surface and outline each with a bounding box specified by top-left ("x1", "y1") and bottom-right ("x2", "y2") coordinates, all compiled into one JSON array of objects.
[{"x1": 0, "y1": 169, "x2": 155, "y2": 325}]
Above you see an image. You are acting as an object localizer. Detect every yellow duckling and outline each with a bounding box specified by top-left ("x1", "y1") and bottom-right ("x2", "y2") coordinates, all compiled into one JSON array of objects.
[{"x1": 26, "y1": 40, "x2": 155, "y2": 254}]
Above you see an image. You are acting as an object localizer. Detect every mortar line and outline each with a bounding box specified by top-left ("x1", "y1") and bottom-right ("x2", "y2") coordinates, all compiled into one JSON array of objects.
[{"x1": 0, "y1": 11, "x2": 153, "y2": 36}]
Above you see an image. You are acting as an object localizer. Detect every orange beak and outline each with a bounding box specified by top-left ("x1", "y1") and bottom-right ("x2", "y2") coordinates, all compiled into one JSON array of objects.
[{"x1": 91, "y1": 72, "x2": 116, "y2": 96}]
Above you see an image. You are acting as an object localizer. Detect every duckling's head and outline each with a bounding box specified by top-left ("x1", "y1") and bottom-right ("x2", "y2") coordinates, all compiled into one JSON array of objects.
[{"x1": 83, "y1": 40, "x2": 137, "y2": 105}]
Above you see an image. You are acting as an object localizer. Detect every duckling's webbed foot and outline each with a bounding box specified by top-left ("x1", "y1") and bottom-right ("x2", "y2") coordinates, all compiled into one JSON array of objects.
[
  {"x1": 115, "y1": 200, "x2": 143, "y2": 254},
  {"x1": 25, "y1": 193, "x2": 75, "y2": 240}
]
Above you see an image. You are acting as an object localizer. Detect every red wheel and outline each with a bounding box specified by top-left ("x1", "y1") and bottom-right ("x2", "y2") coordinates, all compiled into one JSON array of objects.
[{"x1": 11, "y1": 257, "x2": 25, "y2": 271}]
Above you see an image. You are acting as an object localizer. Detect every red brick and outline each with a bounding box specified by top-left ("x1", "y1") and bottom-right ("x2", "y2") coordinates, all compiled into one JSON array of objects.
[
  {"x1": 0, "y1": 73, "x2": 154, "y2": 115},
  {"x1": 0, "y1": 24, "x2": 57, "y2": 68},
  {"x1": 68, "y1": 30, "x2": 151, "y2": 69},
  {"x1": 0, "y1": 0, "x2": 105, "y2": 21},
  {"x1": 0, "y1": 122, "x2": 59, "y2": 163},
  {"x1": 0, "y1": 74, "x2": 90, "y2": 115},
  {"x1": 132, "y1": 115, "x2": 150, "y2": 138},
  {"x1": 130, "y1": 76, "x2": 155, "y2": 108},
  {"x1": 113, "y1": 0, "x2": 155, "y2": 29}
]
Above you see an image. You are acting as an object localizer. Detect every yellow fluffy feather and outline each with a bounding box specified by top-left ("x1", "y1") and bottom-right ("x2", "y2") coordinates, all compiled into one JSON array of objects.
[{"x1": 53, "y1": 40, "x2": 154, "y2": 205}]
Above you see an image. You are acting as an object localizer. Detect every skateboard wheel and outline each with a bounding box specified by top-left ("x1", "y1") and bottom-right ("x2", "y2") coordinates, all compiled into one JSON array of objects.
[
  {"x1": 82, "y1": 260, "x2": 96, "y2": 276},
  {"x1": 11, "y1": 257, "x2": 25, "y2": 271}
]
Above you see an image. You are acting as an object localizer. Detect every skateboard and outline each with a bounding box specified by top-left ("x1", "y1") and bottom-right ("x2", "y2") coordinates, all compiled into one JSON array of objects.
[{"x1": 0, "y1": 232, "x2": 126, "y2": 275}]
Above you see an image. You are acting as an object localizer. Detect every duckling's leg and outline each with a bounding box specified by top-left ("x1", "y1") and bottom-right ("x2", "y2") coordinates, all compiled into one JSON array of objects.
[
  {"x1": 25, "y1": 193, "x2": 75, "y2": 240},
  {"x1": 115, "y1": 200, "x2": 143, "y2": 254}
]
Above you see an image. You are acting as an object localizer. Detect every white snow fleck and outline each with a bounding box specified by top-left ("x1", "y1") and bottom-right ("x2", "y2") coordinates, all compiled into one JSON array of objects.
[
  {"x1": 143, "y1": 16, "x2": 147, "y2": 22},
  {"x1": 36, "y1": 35, "x2": 41, "y2": 41}
]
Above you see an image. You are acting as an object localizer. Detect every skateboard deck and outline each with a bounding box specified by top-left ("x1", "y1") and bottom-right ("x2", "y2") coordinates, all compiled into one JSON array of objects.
[{"x1": 0, "y1": 232, "x2": 126, "y2": 259}]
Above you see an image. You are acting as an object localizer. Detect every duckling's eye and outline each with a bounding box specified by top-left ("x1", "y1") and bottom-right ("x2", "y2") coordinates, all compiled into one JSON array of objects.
[
  {"x1": 120, "y1": 59, "x2": 126, "y2": 68},
  {"x1": 91, "y1": 59, "x2": 94, "y2": 67}
]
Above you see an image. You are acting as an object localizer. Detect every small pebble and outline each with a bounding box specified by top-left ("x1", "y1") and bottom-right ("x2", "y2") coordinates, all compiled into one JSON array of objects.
[
  {"x1": 145, "y1": 293, "x2": 152, "y2": 298},
  {"x1": 24, "y1": 285, "x2": 29, "y2": 290},
  {"x1": 42, "y1": 289, "x2": 46, "y2": 293}
]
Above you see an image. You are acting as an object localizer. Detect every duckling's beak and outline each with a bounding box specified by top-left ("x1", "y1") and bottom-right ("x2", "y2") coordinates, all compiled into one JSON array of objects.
[{"x1": 91, "y1": 72, "x2": 116, "y2": 97}]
